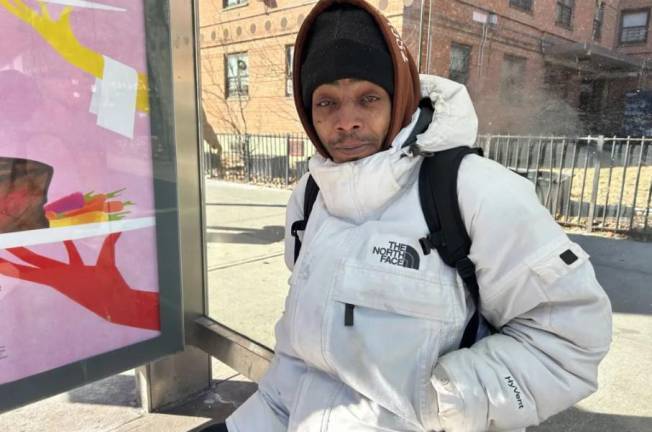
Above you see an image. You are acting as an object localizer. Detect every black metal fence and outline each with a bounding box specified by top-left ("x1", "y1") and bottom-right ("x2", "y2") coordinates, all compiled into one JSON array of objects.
[
  {"x1": 204, "y1": 132, "x2": 651, "y2": 236},
  {"x1": 204, "y1": 133, "x2": 315, "y2": 186}
]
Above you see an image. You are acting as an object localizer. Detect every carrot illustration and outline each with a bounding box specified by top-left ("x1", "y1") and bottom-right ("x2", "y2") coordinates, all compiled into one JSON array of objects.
[
  {"x1": 44, "y1": 192, "x2": 85, "y2": 213},
  {"x1": 103, "y1": 200, "x2": 133, "y2": 213},
  {"x1": 108, "y1": 211, "x2": 130, "y2": 221},
  {"x1": 61, "y1": 196, "x2": 106, "y2": 218},
  {"x1": 49, "y1": 211, "x2": 108, "y2": 228}
]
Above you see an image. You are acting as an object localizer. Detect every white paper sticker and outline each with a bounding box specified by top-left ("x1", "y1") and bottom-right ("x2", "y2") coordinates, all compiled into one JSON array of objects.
[
  {"x1": 89, "y1": 77, "x2": 101, "y2": 115},
  {"x1": 96, "y1": 56, "x2": 138, "y2": 139}
]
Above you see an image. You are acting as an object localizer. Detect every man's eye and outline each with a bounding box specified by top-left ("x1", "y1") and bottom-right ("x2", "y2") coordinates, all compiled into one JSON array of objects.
[
  {"x1": 316, "y1": 100, "x2": 332, "y2": 107},
  {"x1": 362, "y1": 95, "x2": 380, "y2": 104}
]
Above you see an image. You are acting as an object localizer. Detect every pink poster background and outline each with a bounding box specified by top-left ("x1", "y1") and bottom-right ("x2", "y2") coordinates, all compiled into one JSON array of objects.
[{"x1": 0, "y1": 1, "x2": 161, "y2": 385}]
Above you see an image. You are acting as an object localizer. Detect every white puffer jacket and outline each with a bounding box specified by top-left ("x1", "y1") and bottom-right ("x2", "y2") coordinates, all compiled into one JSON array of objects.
[{"x1": 227, "y1": 76, "x2": 612, "y2": 432}]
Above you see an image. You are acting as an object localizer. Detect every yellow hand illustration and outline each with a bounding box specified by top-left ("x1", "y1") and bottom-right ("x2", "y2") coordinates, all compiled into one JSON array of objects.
[{"x1": 0, "y1": 0, "x2": 149, "y2": 112}]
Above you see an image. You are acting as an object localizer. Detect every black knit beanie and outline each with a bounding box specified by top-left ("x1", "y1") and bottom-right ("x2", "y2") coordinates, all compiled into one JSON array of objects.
[{"x1": 300, "y1": 4, "x2": 394, "y2": 113}]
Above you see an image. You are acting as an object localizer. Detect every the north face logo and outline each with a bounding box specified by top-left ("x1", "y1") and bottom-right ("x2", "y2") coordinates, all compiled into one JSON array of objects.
[{"x1": 372, "y1": 241, "x2": 420, "y2": 270}]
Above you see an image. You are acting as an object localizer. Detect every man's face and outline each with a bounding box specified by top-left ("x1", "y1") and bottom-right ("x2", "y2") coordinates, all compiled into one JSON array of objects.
[{"x1": 311, "y1": 78, "x2": 391, "y2": 163}]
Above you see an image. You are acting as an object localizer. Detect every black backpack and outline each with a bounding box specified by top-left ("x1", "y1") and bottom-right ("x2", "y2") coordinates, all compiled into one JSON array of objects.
[{"x1": 290, "y1": 100, "x2": 489, "y2": 349}]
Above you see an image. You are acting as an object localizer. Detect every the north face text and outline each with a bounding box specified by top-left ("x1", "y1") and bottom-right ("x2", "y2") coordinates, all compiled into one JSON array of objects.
[{"x1": 372, "y1": 241, "x2": 420, "y2": 270}]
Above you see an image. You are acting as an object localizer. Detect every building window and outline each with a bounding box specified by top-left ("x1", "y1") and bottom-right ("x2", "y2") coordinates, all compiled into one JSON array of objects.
[
  {"x1": 501, "y1": 54, "x2": 526, "y2": 102},
  {"x1": 449, "y1": 43, "x2": 471, "y2": 85},
  {"x1": 285, "y1": 45, "x2": 294, "y2": 96},
  {"x1": 556, "y1": 0, "x2": 574, "y2": 29},
  {"x1": 620, "y1": 9, "x2": 650, "y2": 44},
  {"x1": 225, "y1": 52, "x2": 249, "y2": 98},
  {"x1": 223, "y1": 0, "x2": 247, "y2": 8},
  {"x1": 509, "y1": 0, "x2": 533, "y2": 12},
  {"x1": 593, "y1": 1, "x2": 605, "y2": 41}
]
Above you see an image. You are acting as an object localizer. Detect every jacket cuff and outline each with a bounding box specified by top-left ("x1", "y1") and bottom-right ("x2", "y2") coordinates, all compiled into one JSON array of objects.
[{"x1": 432, "y1": 352, "x2": 487, "y2": 432}]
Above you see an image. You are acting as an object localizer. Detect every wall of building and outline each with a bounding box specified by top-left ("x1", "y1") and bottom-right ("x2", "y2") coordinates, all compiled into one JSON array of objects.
[
  {"x1": 198, "y1": 0, "x2": 651, "y2": 138},
  {"x1": 198, "y1": 0, "x2": 411, "y2": 136},
  {"x1": 413, "y1": 0, "x2": 625, "y2": 134}
]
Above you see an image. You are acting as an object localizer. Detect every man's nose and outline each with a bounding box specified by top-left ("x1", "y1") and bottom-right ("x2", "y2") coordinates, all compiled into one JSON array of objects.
[{"x1": 335, "y1": 102, "x2": 362, "y2": 133}]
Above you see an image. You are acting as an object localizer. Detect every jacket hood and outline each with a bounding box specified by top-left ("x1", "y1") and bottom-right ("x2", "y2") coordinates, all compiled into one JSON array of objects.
[
  {"x1": 293, "y1": 0, "x2": 421, "y2": 159},
  {"x1": 307, "y1": 74, "x2": 478, "y2": 224},
  {"x1": 411, "y1": 74, "x2": 478, "y2": 153}
]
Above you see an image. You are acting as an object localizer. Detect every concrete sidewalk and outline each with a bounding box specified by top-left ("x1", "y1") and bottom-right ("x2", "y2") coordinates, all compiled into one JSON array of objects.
[{"x1": 1, "y1": 180, "x2": 650, "y2": 431}]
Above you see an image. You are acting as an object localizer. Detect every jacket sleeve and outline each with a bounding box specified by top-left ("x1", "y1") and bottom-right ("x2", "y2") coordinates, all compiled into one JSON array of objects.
[
  {"x1": 431, "y1": 156, "x2": 613, "y2": 432},
  {"x1": 284, "y1": 173, "x2": 310, "y2": 271}
]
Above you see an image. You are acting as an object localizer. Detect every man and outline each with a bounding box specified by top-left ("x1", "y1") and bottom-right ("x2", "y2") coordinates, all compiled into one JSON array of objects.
[{"x1": 222, "y1": 1, "x2": 612, "y2": 431}]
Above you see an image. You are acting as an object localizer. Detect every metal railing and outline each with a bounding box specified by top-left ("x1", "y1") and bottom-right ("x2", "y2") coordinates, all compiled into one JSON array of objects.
[
  {"x1": 204, "y1": 133, "x2": 315, "y2": 186},
  {"x1": 204, "y1": 133, "x2": 652, "y2": 236},
  {"x1": 476, "y1": 135, "x2": 651, "y2": 236}
]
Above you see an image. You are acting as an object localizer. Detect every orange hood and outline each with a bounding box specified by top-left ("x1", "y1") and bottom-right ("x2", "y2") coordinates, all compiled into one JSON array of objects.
[{"x1": 292, "y1": 0, "x2": 421, "y2": 159}]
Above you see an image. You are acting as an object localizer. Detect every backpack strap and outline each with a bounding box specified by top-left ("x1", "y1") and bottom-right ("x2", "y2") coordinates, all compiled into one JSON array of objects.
[
  {"x1": 290, "y1": 175, "x2": 320, "y2": 263},
  {"x1": 417, "y1": 146, "x2": 485, "y2": 349},
  {"x1": 401, "y1": 98, "x2": 435, "y2": 152}
]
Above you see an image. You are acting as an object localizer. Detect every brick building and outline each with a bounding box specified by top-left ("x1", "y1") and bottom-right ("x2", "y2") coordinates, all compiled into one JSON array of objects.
[{"x1": 199, "y1": 0, "x2": 651, "y2": 137}]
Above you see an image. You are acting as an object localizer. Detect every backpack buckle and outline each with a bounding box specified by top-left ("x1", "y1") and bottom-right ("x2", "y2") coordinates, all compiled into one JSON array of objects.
[
  {"x1": 419, "y1": 232, "x2": 444, "y2": 255},
  {"x1": 291, "y1": 220, "x2": 306, "y2": 238},
  {"x1": 455, "y1": 256, "x2": 476, "y2": 280},
  {"x1": 409, "y1": 144, "x2": 435, "y2": 158}
]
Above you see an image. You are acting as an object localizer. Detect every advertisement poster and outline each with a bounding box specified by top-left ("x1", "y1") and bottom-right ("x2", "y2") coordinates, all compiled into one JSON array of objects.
[{"x1": 0, "y1": 0, "x2": 161, "y2": 385}]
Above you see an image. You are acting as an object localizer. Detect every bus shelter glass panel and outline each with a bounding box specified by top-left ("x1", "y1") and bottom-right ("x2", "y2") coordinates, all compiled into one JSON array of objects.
[
  {"x1": 198, "y1": 1, "x2": 650, "y2": 428},
  {"x1": 0, "y1": 0, "x2": 181, "y2": 412}
]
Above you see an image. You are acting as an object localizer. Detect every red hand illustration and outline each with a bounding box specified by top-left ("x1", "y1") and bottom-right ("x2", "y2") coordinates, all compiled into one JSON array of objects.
[{"x1": 0, "y1": 233, "x2": 160, "y2": 330}]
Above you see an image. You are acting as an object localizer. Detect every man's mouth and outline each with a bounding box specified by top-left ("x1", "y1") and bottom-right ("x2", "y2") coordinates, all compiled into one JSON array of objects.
[{"x1": 334, "y1": 140, "x2": 372, "y2": 151}]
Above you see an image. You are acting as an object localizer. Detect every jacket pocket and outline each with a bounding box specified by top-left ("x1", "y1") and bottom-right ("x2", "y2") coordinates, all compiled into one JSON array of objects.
[
  {"x1": 526, "y1": 241, "x2": 589, "y2": 288},
  {"x1": 331, "y1": 260, "x2": 459, "y2": 322},
  {"x1": 322, "y1": 260, "x2": 464, "y2": 427},
  {"x1": 526, "y1": 240, "x2": 611, "y2": 349}
]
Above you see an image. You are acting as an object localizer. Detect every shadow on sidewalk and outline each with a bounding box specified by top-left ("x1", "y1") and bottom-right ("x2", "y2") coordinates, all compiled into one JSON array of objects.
[
  {"x1": 532, "y1": 406, "x2": 652, "y2": 431},
  {"x1": 570, "y1": 234, "x2": 652, "y2": 316},
  {"x1": 206, "y1": 225, "x2": 285, "y2": 245},
  {"x1": 66, "y1": 373, "x2": 138, "y2": 407}
]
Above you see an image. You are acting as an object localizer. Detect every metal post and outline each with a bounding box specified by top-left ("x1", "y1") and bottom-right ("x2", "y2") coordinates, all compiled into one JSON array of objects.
[
  {"x1": 546, "y1": 137, "x2": 554, "y2": 210},
  {"x1": 417, "y1": 0, "x2": 426, "y2": 72},
  {"x1": 587, "y1": 136, "x2": 603, "y2": 232},
  {"x1": 615, "y1": 137, "x2": 631, "y2": 231},
  {"x1": 628, "y1": 138, "x2": 645, "y2": 231},
  {"x1": 602, "y1": 137, "x2": 616, "y2": 227},
  {"x1": 645, "y1": 176, "x2": 652, "y2": 231},
  {"x1": 564, "y1": 140, "x2": 578, "y2": 223},
  {"x1": 577, "y1": 145, "x2": 591, "y2": 226},
  {"x1": 245, "y1": 133, "x2": 252, "y2": 182},
  {"x1": 426, "y1": 0, "x2": 433, "y2": 73},
  {"x1": 285, "y1": 134, "x2": 290, "y2": 186},
  {"x1": 553, "y1": 138, "x2": 567, "y2": 218},
  {"x1": 137, "y1": 0, "x2": 211, "y2": 412}
]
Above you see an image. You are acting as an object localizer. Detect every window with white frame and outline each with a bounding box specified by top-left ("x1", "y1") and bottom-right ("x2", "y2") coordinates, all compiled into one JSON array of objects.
[
  {"x1": 225, "y1": 52, "x2": 249, "y2": 98},
  {"x1": 620, "y1": 9, "x2": 649, "y2": 44},
  {"x1": 449, "y1": 43, "x2": 471, "y2": 85},
  {"x1": 223, "y1": 0, "x2": 247, "y2": 8},
  {"x1": 285, "y1": 45, "x2": 294, "y2": 96},
  {"x1": 556, "y1": 0, "x2": 574, "y2": 28}
]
